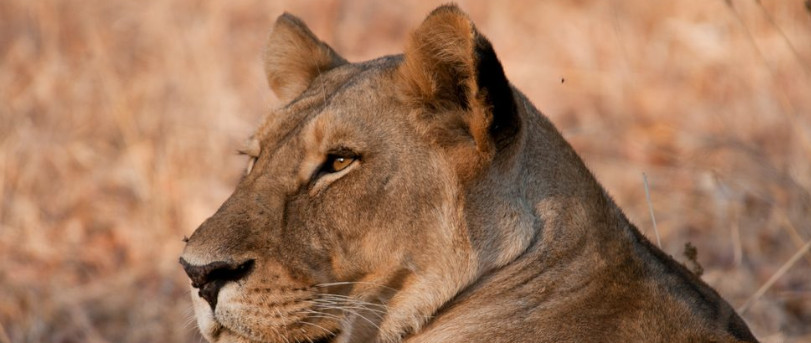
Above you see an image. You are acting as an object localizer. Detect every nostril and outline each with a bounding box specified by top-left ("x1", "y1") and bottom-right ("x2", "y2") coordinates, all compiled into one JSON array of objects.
[{"x1": 179, "y1": 258, "x2": 255, "y2": 310}]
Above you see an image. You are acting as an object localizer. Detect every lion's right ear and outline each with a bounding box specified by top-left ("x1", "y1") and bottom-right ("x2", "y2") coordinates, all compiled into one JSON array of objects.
[{"x1": 264, "y1": 14, "x2": 346, "y2": 103}]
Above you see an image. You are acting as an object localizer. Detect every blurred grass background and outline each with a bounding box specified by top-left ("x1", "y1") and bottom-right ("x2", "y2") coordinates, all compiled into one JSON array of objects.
[{"x1": 1, "y1": 0, "x2": 810, "y2": 342}]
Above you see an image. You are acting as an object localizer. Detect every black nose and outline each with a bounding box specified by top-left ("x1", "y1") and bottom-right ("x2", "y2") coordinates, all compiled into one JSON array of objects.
[{"x1": 179, "y1": 258, "x2": 255, "y2": 310}]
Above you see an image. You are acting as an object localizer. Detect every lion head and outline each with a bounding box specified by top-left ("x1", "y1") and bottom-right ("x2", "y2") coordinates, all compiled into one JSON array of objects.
[
  {"x1": 180, "y1": 5, "x2": 533, "y2": 343},
  {"x1": 180, "y1": 5, "x2": 758, "y2": 343}
]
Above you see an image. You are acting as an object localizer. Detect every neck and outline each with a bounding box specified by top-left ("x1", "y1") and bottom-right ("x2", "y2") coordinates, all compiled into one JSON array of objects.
[
  {"x1": 463, "y1": 91, "x2": 630, "y2": 273},
  {"x1": 402, "y1": 95, "x2": 639, "y2": 343}
]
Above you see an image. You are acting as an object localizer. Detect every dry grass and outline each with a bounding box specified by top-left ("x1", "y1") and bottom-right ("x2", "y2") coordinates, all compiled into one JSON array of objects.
[{"x1": 1, "y1": 1, "x2": 809, "y2": 342}]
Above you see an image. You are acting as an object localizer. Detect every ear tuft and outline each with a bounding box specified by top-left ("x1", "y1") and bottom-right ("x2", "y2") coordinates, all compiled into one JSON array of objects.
[{"x1": 264, "y1": 13, "x2": 346, "y2": 103}]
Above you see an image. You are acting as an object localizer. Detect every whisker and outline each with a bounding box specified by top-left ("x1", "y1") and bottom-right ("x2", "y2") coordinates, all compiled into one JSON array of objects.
[
  {"x1": 275, "y1": 308, "x2": 293, "y2": 343},
  {"x1": 312, "y1": 298, "x2": 388, "y2": 316},
  {"x1": 311, "y1": 303, "x2": 382, "y2": 330},
  {"x1": 314, "y1": 281, "x2": 399, "y2": 293},
  {"x1": 316, "y1": 293, "x2": 389, "y2": 310},
  {"x1": 299, "y1": 321, "x2": 337, "y2": 338},
  {"x1": 269, "y1": 325, "x2": 290, "y2": 343},
  {"x1": 183, "y1": 308, "x2": 198, "y2": 330},
  {"x1": 297, "y1": 309, "x2": 345, "y2": 322}
]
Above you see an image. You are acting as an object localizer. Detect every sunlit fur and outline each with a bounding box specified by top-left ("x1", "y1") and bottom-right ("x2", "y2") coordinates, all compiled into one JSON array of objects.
[{"x1": 181, "y1": 5, "x2": 758, "y2": 343}]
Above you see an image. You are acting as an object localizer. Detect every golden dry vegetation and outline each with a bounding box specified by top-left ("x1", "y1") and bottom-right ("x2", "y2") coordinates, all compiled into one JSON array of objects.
[{"x1": 1, "y1": 1, "x2": 810, "y2": 342}]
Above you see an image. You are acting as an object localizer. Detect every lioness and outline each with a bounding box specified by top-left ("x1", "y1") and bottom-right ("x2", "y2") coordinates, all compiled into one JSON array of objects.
[{"x1": 180, "y1": 5, "x2": 758, "y2": 343}]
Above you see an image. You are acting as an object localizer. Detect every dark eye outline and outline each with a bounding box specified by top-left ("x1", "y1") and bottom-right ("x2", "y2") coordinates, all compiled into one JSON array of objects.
[{"x1": 314, "y1": 148, "x2": 360, "y2": 180}]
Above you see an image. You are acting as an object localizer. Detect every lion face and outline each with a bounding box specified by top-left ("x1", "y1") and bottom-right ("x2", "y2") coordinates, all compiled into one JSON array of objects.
[
  {"x1": 182, "y1": 65, "x2": 466, "y2": 342},
  {"x1": 181, "y1": 8, "x2": 520, "y2": 342},
  {"x1": 180, "y1": 6, "x2": 531, "y2": 343}
]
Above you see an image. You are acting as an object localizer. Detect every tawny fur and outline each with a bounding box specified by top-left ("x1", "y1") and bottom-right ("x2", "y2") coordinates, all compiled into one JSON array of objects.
[{"x1": 181, "y1": 4, "x2": 758, "y2": 343}]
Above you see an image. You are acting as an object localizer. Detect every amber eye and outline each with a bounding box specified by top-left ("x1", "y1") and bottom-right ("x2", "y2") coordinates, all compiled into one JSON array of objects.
[{"x1": 327, "y1": 155, "x2": 355, "y2": 173}]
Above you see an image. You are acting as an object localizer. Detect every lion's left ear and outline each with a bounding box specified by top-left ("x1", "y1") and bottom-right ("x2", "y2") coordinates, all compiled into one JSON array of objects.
[
  {"x1": 398, "y1": 5, "x2": 519, "y2": 154},
  {"x1": 264, "y1": 13, "x2": 346, "y2": 103}
]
